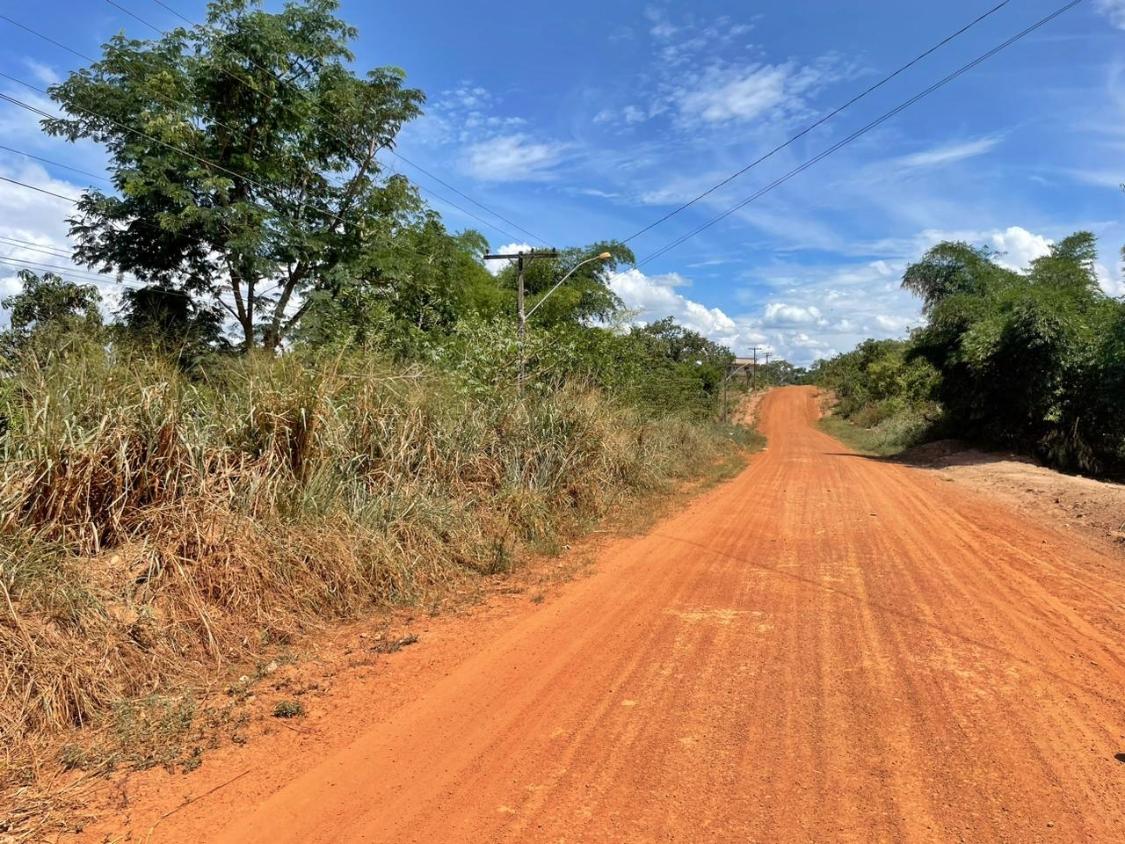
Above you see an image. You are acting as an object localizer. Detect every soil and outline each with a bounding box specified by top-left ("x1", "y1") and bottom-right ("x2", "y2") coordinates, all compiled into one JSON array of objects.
[
  {"x1": 57, "y1": 387, "x2": 1125, "y2": 842},
  {"x1": 897, "y1": 439, "x2": 1125, "y2": 556}
]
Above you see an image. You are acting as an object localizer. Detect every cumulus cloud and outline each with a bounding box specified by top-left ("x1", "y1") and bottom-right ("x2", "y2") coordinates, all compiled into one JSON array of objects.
[
  {"x1": 462, "y1": 134, "x2": 568, "y2": 182},
  {"x1": 482, "y1": 242, "x2": 534, "y2": 276},
  {"x1": 986, "y1": 226, "x2": 1053, "y2": 271},
  {"x1": 0, "y1": 159, "x2": 124, "y2": 325},
  {"x1": 762, "y1": 302, "x2": 825, "y2": 326},
  {"x1": 611, "y1": 268, "x2": 733, "y2": 333},
  {"x1": 1095, "y1": 261, "x2": 1125, "y2": 297},
  {"x1": 608, "y1": 267, "x2": 766, "y2": 352}
]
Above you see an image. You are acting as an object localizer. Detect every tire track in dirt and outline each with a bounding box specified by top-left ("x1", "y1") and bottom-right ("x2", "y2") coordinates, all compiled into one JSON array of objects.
[{"x1": 89, "y1": 386, "x2": 1124, "y2": 842}]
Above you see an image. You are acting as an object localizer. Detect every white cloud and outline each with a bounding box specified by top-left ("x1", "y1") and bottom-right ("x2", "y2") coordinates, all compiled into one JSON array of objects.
[
  {"x1": 482, "y1": 242, "x2": 534, "y2": 276},
  {"x1": 462, "y1": 134, "x2": 568, "y2": 182},
  {"x1": 23, "y1": 58, "x2": 60, "y2": 86},
  {"x1": 0, "y1": 160, "x2": 126, "y2": 325},
  {"x1": 895, "y1": 136, "x2": 1001, "y2": 169},
  {"x1": 987, "y1": 226, "x2": 1053, "y2": 271},
  {"x1": 1095, "y1": 260, "x2": 1125, "y2": 297},
  {"x1": 622, "y1": 105, "x2": 647, "y2": 124},
  {"x1": 1096, "y1": 0, "x2": 1125, "y2": 29},
  {"x1": 674, "y1": 63, "x2": 795, "y2": 125},
  {"x1": 574, "y1": 187, "x2": 620, "y2": 199},
  {"x1": 609, "y1": 267, "x2": 767, "y2": 353},
  {"x1": 762, "y1": 302, "x2": 824, "y2": 326},
  {"x1": 874, "y1": 314, "x2": 914, "y2": 332},
  {"x1": 593, "y1": 104, "x2": 650, "y2": 129},
  {"x1": 1059, "y1": 167, "x2": 1123, "y2": 188}
]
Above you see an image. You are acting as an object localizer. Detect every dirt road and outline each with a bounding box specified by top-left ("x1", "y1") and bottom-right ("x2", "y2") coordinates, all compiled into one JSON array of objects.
[{"x1": 107, "y1": 387, "x2": 1125, "y2": 841}]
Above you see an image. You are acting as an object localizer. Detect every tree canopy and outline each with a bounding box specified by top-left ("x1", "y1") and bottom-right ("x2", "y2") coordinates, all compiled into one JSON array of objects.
[
  {"x1": 44, "y1": 0, "x2": 441, "y2": 351},
  {"x1": 815, "y1": 230, "x2": 1125, "y2": 474}
]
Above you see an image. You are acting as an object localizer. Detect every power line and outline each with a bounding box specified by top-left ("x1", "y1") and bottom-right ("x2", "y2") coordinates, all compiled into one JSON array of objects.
[
  {"x1": 0, "y1": 11, "x2": 260, "y2": 147},
  {"x1": 3, "y1": 6, "x2": 540, "y2": 265},
  {"x1": 0, "y1": 143, "x2": 111, "y2": 185},
  {"x1": 143, "y1": 0, "x2": 547, "y2": 244},
  {"x1": 0, "y1": 158, "x2": 491, "y2": 319},
  {"x1": 0, "y1": 73, "x2": 331, "y2": 224},
  {"x1": 104, "y1": 0, "x2": 539, "y2": 244},
  {"x1": 0, "y1": 254, "x2": 124, "y2": 284},
  {"x1": 0, "y1": 173, "x2": 81, "y2": 203},
  {"x1": 0, "y1": 102, "x2": 444, "y2": 279},
  {"x1": 0, "y1": 71, "x2": 491, "y2": 272},
  {"x1": 621, "y1": 0, "x2": 1014, "y2": 245},
  {"x1": 0, "y1": 235, "x2": 76, "y2": 260},
  {"x1": 0, "y1": 20, "x2": 505, "y2": 251},
  {"x1": 637, "y1": 0, "x2": 1085, "y2": 268}
]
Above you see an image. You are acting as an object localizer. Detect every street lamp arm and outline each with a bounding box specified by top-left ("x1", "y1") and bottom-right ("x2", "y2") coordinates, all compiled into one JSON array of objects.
[{"x1": 523, "y1": 252, "x2": 612, "y2": 321}]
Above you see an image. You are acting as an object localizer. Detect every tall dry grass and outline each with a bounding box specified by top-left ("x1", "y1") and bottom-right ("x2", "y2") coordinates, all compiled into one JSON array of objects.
[{"x1": 0, "y1": 342, "x2": 748, "y2": 782}]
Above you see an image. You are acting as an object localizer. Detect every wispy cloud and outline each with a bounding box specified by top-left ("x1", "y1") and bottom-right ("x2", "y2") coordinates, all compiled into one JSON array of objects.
[
  {"x1": 462, "y1": 134, "x2": 569, "y2": 182},
  {"x1": 674, "y1": 63, "x2": 794, "y2": 125},
  {"x1": 1095, "y1": 0, "x2": 1125, "y2": 29},
  {"x1": 894, "y1": 136, "x2": 1002, "y2": 169}
]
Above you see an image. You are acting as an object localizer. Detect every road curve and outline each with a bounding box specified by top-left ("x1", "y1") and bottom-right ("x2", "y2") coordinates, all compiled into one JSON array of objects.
[{"x1": 209, "y1": 386, "x2": 1124, "y2": 842}]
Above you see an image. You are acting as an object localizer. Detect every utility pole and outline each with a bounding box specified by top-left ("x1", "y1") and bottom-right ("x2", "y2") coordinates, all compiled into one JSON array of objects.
[
  {"x1": 749, "y1": 346, "x2": 761, "y2": 391},
  {"x1": 763, "y1": 351, "x2": 771, "y2": 386},
  {"x1": 483, "y1": 249, "x2": 559, "y2": 387}
]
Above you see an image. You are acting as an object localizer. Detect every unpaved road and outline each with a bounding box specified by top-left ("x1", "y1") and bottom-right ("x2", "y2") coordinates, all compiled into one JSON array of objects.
[{"x1": 99, "y1": 387, "x2": 1125, "y2": 841}]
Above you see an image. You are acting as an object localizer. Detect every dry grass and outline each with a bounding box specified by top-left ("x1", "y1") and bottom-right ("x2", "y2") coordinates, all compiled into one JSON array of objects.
[{"x1": 0, "y1": 343, "x2": 752, "y2": 833}]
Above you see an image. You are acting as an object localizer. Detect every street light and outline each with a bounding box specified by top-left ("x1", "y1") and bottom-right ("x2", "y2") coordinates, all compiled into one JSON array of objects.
[
  {"x1": 516, "y1": 251, "x2": 612, "y2": 391},
  {"x1": 523, "y1": 251, "x2": 613, "y2": 322}
]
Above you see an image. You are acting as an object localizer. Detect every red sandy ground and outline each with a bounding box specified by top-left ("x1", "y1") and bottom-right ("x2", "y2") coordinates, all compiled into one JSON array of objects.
[{"x1": 70, "y1": 386, "x2": 1125, "y2": 842}]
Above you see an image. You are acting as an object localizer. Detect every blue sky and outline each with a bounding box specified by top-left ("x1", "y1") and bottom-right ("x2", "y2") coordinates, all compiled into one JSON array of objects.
[{"x1": 1, "y1": 0, "x2": 1124, "y2": 363}]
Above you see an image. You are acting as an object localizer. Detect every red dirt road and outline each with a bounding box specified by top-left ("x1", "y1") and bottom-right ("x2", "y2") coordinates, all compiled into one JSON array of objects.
[{"x1": 108, "y1": 387, "x2": 1125, "y2": 841}]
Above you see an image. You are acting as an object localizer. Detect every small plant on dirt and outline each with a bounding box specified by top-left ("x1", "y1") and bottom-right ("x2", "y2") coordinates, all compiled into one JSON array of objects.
[
  {"x1": 273, "y1": 700, "x2": 305, "y2": 719},
  {"x1": 371, "y1": 634, "x2": 419, "y2": 654},
  {"x1": 181, "y1": 746, "x2": 204, "y2": 772}
]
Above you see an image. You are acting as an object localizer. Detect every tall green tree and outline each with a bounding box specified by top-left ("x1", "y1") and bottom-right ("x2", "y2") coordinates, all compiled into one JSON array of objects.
[{"x1": 44, "y1": 0, "x2": 426, "y2": 352}]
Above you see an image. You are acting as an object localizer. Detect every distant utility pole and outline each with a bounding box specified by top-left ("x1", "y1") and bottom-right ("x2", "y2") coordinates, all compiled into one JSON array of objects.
[
  {"x1": 483, "y1": 249, "x2": 559, "y2": 386},
  {"x1": 749, "y1": 346, "x2": 761, "y2": 391},
  {"x1": 763, "y1": 352, "x2": 771, "y2": 385}
]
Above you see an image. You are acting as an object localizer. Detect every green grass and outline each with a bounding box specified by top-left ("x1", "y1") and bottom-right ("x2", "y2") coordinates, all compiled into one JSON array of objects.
[{"x1": 818, "y1": 413, "x2": 923, "y2": 457}]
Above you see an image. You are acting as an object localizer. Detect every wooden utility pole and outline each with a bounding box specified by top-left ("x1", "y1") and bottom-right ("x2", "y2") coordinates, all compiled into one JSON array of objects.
[
  {"x1": 749, "y1": 346, "x2": 761, "y2": 391},
  {"x1": 483, "y1": 249, "x2": 559, "y2": 387}
]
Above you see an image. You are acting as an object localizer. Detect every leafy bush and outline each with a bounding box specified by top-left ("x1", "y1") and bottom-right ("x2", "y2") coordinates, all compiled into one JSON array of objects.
[{"x1": 812, "y1": 232, "x2": 1125, "y2": 474}]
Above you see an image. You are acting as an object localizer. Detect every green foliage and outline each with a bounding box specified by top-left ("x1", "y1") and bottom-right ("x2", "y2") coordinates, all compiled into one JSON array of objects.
[
  {"x1": 425, "y1": 315, "x2": 733, "y2": 420},
  {"x1": 494, "y1": 242, "x2": 633, "y2": 327},
  {"x1": 273, "y1": 700, "x2": 304, "y2": 719},
  {"x1": 814, "y1": 231, "x2": 1125, "y2": 474},
  {"x1": 114, "y1": 284, "x2": 231, "y2": 367},
  {"x1": 810, "y1": 338, "x2": 939, "y2": 418},
  {"x1": 18, "y1": 0, "x2": 742, "y2": 429},
  {"x1": 44, "y1": 0, "x2": 429, "y2": 351},
  {"x1": 0, "y1": 271, "x2": 103, "y2": 367}
]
